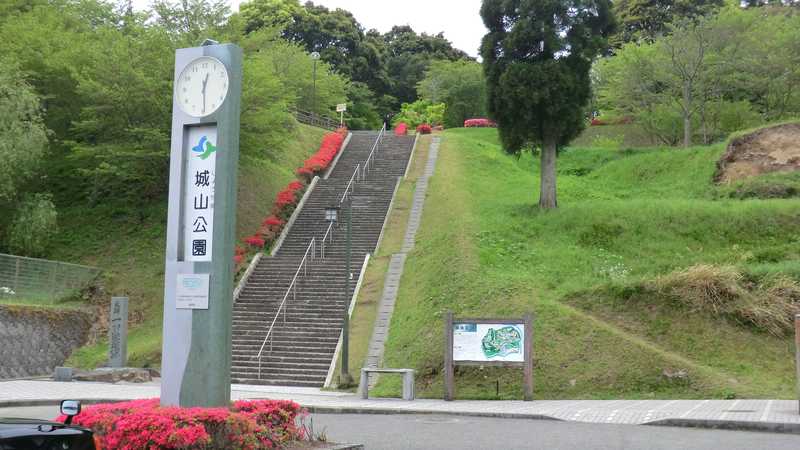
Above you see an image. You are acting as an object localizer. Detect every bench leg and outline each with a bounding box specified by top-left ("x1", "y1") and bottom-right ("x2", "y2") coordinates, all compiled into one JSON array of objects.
[
  {"x1": 402, "y1": 371, "x2": 415, "y2": 401},
  {"x1": 359, "y1": 369, "x2": 368, "y2": 399}
]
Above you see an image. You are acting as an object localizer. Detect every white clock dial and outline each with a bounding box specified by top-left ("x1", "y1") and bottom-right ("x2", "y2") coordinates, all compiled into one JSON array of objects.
[{"x1": 176, "y1": 56, "x2": 229, "y2": 117}]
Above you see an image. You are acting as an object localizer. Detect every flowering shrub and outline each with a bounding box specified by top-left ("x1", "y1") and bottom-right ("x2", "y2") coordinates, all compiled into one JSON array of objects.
[
  {"x1": 416, "y1": 123, "x2": 432, "y2": 134},
  {"x1": 590, "y1": 118, "x2": 607, "y2": 126},
  {"x1": 55, "y1": 398, "x2": 306, "y2": 450},
  {"x1": 464, "y1": 118, "x2": 496, "y2": 128},
  {"x1": 244, "y1": 235, "x2": 266, "y2": 248},
  {"x1": 296, "y1": 130, "x2": 347, "y2": 182},
  {"x1": 235, "y1": 128, "x2": 348, "y2": 276},
  {"x1": 394, "y1": 122, "x2": 408, "y2": 136}
]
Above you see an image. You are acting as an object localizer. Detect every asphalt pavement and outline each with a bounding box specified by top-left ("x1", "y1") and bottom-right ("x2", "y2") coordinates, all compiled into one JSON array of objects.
[{"x1": 3, "y1": 406, "x2": 798, "y2": 450}]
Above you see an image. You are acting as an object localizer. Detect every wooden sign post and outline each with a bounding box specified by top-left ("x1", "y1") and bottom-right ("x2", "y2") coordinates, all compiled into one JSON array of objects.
[
  {"x1": 795, "y1": 314, "x2": 800, "y2": 414},
  {"x1": 444, "y1": 311, "x2": 534, "y2": 401}
]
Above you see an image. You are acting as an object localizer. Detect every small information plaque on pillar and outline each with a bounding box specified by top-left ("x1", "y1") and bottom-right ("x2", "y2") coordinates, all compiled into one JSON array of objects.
[
  {"x1": 444, "y1": 311, "x2": 534, "y2": 401},
  {"x1": 109, "y1": 297, "x2": 128, "y2": 368},
  {"x1": 161, "y1": 40, "x2": 242, "y2": 408}
]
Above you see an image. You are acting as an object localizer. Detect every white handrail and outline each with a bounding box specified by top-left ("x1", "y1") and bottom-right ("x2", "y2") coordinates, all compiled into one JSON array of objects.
[
  {"x1": 321, "y1": 221, "x2": 334, "y2": 259},
  {"x1": 362, "y1": 123, "x2": 386, "y2": 180},
  {"x1": 256, "y1": 238, "x2": 316, "y2": 379},
  {"x1": 340, "y1": 163, "x2": 360, "y2": 203}
]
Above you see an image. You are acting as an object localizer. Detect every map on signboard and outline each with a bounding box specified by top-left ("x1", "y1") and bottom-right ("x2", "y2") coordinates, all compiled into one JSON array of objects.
[
  {"x1": 453, "y1": 323, "x2": 524, "y2": 362},
  {"x1": 481, "y1": 326, "x2": 522, "y2": 359}
]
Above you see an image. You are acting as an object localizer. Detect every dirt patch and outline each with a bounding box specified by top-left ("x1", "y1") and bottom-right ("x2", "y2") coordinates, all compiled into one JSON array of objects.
[{"x1": 715, "y1": 122, "x2": 800, "y2": 183}]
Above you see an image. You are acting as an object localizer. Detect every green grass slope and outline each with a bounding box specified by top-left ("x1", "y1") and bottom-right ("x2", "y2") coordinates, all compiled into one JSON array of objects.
[
  {"x1": 373, "y1": 128, "x2": 800, "y2": 400},
  {"x1": 55, "y1": 123, "x2": 326, "y2": 369}
]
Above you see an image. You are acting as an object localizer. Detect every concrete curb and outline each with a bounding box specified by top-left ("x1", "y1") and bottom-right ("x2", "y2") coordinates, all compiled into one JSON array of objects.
[
  {"x1": 233, "y1": 252, "x2": 262, "y2": 302},
  {"x1": 303, "y1": 405, "x2": 561, "y2": 422},
  {"x1": 403, "y1": 133, "x2": 420, "y2": 179},
  {"x1": 645, "y1": 418, "x2": 800, "y2": 435},
  {"x1": 373, "y1": 177, "x2": 402, "y2": 254},
  {"x1": 271, "y1": 175, "x2": 319, "y2": 257}
]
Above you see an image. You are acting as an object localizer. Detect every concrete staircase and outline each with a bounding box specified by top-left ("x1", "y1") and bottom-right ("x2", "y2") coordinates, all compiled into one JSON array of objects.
[{"x1": 231, "y1": 131, "x2": 416, "y2": 386}]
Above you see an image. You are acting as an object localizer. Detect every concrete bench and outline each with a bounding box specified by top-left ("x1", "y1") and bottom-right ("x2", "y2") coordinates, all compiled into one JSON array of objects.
[{"x1": 359, "y1": 368, "x2": 415, "y2": 400}]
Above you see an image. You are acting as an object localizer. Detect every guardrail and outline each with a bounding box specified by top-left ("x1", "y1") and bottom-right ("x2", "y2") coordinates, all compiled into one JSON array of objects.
[
  {"x1": 290, "y1": 108, "x2": 340, "y2": 131},
  {"x1": 321, "y1": 222, "x2": 335, "y2": 259},
  {"x1": 256, "y1": 238, "x2": 317, "y2": 379},
  {"x1": 361, "y1": 123, "x2": 387, "y2": 180},
  {"x1": 0, "y1": 253, "x2": 100, "y2": 303}
]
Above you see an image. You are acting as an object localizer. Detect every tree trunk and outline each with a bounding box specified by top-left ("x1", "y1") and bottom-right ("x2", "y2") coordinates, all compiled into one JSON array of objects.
[
  {"x1": 538, "y1": 137, "x2": 558, "y2": 209},
  {"x1": 683, "y1": 85, "x2": 692, "y2": 148}
]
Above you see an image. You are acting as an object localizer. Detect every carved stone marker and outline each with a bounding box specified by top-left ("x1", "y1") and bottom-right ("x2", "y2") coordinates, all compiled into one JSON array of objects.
[{"x1": 109, "y1": 297, "x2": 128, "y2": 368}]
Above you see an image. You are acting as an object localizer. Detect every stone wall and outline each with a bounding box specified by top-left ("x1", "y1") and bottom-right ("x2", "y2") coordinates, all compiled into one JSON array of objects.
[{"x1": 0, "y1": 305, "x2": 93, "y2": 379}]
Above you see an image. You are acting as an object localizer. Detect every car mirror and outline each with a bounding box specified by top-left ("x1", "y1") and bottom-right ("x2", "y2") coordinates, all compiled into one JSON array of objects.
[{"x1": 60, "y1": 400, "x2": 81, "y2": 424}]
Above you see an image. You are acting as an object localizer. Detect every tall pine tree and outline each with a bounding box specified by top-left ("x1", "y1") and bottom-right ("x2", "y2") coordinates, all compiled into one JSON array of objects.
[{"x1": 480, "y1": 0, "x2": 615, "y2": 209}]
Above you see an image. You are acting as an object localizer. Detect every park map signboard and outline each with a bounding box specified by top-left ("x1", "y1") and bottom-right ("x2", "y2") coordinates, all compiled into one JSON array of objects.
[
  {"x1": 445, "y1": 312, "x2": 534, "y2": 401},
  {"x1": 161, "y1": 42, "x2": 242, "y2": 408}
]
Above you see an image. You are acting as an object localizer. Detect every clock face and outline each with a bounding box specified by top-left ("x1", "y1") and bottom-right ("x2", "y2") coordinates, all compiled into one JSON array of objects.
[{"x1": 176, "y1": 57, "x2": 229, "y2": 117}]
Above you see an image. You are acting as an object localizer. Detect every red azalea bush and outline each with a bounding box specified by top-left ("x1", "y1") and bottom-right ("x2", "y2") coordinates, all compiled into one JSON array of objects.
[
  {"x1": 590, "y1": 118, "x2": 607, "y2": 126},
  {"x1": 464, "y1": 118, "x2": 496, "y2": 128},
  {"x1": 244, "y1": 235, "x2": 266, "y2": 248},
  {"x1": 394, "y1": 122, "x2": 408, "y2": 136},
  {"x1": 55, "y1": 398, "x2": 306, "y2": 450},
  {"x1": 236, "y1": 128, "x2": 348, "y2": 275},
  {"x1": 416, "y1": 123, "x2": 432, "y2": 134},
  {"x1": 296, "y1": 130, "x2": 347, "y2": 182}
]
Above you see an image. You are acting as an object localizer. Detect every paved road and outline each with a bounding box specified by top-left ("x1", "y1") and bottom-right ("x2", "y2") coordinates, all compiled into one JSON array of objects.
[
  {"x1": 4, "y1": 406, "x2": 798, "y2": 450},
  {"x1": 309, "y1": 413, "x2": 800, "y2": 450}
]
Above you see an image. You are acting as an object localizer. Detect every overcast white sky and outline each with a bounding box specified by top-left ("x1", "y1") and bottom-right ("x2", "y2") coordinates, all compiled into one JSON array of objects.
[{"x1": 130, "y1": 0, "x2": 486, "y2": 57}]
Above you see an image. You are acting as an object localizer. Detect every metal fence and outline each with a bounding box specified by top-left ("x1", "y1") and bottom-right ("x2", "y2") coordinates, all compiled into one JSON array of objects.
[
  {"x1": 0, "y1": 253, "x2": 101, "y2": 303},
  {"x1": 290, "y1": 108, "x2": 340, "y2": 131}
]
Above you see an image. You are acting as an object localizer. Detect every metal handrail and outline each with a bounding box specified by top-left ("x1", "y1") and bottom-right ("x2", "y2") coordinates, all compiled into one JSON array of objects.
[
  {"x1": 256, "y1": 238, "x2": 316, "y2": 379},
  {"x1": 321, "y1": 222, "x2": 334, "y2": 259},
  {"x1": 361, "y1": 123, "x2": 387, "y2": 180},
  {"x1": 340, "y1": 163, "x2": 360, "y2": 203}
]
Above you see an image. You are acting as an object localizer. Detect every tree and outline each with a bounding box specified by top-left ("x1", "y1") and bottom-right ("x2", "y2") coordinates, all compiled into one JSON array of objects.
[
  {"x1": 0, "y1": 60, "x2": 49, "y2": 205},
  {"x1": 418, "y1": 60, "x2": 486, "y2": 128},
  {"x1": 612, "y1": 0, "x2": 725, "y2": 44},
  {"x1": 481, "y1": 0, "x2": 615, "y2": 209},
  {"x1": 383, "y1": 25, "x2": 470, "y2": 107},
  {"x1": 596, "y1": 5, "x2": 800, "y2": 146},
  {"x1": 150, "y1": 0, "x2": 231, "y2": 45}
]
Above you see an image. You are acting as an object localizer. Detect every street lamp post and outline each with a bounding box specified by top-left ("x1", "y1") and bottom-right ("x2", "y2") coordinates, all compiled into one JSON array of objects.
[
  {"x1": 341, "y1": 196, "x2": 354, "y2": 386},
  {"x1": 310, "y1": 51, "x2": 320, "y2": 123}
]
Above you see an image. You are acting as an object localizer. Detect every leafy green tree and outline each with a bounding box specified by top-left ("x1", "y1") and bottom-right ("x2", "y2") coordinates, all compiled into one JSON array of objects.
[
  {"x1": 612, "y1": 0, "x2": 725, "y2": 44},
  {"x1": 7, "y1": 194, "x2": 58, "y2": 257},
  {"x1": 0, "y1": 60, "x2": 49, "y2": 205},
  {"x1": 240, "y1": 0, "x2": 391, "y2": 107},
  {"x1": 383, "y1": 25, "x2": 470, "y2": 106},
  {"x1": 150, "y1": 0, "x2": 231, "y2": 45},
  {"x1": 481, "y1": 0, "x2": 615, "y2": 209},
  {"x1": 392, "y1": 100, "x2": 445, "y2": 129},
  {"x1": 596, "y1": 5, "x2": 800, "y2": 145},
  {"x1": 418, "y1": 60, "x2": 486, "y2": 128}
]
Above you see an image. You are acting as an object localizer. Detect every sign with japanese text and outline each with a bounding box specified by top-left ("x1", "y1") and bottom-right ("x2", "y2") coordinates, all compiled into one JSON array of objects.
[
  {"x1": 109, "y1": 297, "x2": 128, "y2": 368},
  {"x1": 176, "y1": 273, "x2": 210, "y2": 309},
  {"x1": 183, "y1": 125, "x2": 217, "y2": 262},
  {"x1": 336, "y1": 103, "x2": 347, "y2": 112}
]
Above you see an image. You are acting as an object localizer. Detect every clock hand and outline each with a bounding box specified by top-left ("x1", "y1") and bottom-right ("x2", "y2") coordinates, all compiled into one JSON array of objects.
[{"x1": 202, "y1": 73, "x2": 209, "y2": 114}]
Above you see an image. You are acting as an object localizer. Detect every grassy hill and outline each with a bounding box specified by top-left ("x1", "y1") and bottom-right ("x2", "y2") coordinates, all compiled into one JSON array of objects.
[
  {"x1": 55, "y1": 123, "x2": 326, "y2": 369},
  {"x1": 369, "y1": 128, "x2": 800, "y2": 400}
]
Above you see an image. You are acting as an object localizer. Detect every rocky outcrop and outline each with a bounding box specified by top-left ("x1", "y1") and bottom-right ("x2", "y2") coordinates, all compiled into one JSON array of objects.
[{"x1": 715, "y1": 122, "x2": 800, "y2": 183}]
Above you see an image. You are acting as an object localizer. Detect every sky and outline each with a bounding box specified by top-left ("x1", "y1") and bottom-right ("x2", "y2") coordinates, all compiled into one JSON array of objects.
[{"x1": 130, "y1": 0, "x2": 486, "y2": 57}]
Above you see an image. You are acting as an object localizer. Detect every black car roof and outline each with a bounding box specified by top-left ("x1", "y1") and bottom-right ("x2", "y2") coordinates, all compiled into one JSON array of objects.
[{"x1": 0, "y1": 418, "x2": 62, "y2": 426}]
